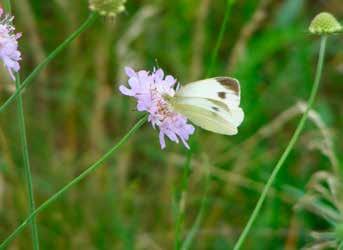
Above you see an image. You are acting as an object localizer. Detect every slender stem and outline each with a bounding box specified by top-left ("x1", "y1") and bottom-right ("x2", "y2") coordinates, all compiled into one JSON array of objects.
[
  {"x1": 15, "y1": 73, "x2": 40, "y2": 250},
  {"x1": 175, "y1": 1, "x2": 236, "y2": 248},
  {"x1": 181, "y1": 170, "x2": 211, "y2": 250},
  {"x1": 2, "y1": 2, "x2": 40, "y2": 249},
  {"x1": 207, "y1": 0, "x2": 235, "y2": 76},
  {"x1": 233, "y1": 36, "x2": 328, "y2": 250},
  {"x1": 0, "y1": 116, "x2": 147, "y2": 249},
  {"x1": 174, "y1": 151, "x2": 192, "y2": 250},
  {"x1": 0, "y1": 12, "x2": 98, "y2": 114}
]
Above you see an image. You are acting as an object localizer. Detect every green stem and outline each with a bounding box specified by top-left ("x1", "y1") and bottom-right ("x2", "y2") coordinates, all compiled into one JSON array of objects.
[
  {"x1": 207, "y1": 0, "x2": 235, "y2": 76},
  {"x1": 0, "y1": 116, "x2": 147, "y2": 249},
  {"x1": 181, "y1": 171, "x2": 211, "y2": 250},
  {"x1": 233, "y1": 36, "x2": 328, "y2": 250},
  {"x1": 175, "y1": 1, "x2": 236, "y2": 248},
  {"x1": 15, "y1": 73, "x2": 40, "y2": 250},
  {"x1": 0, "y1": 12, "x2": 98, "y2": 114},
  {"x1": 174, "y1": 151, "x2": 192, "y2": 250},
  {"x1": 3, "y1": 2, "x2": 40, "y2": 249}
]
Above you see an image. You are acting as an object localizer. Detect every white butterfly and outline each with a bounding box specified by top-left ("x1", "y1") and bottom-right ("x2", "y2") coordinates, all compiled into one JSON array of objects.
[{"x1": 171, "y1": 77, "x2": 244, "y2": 135}]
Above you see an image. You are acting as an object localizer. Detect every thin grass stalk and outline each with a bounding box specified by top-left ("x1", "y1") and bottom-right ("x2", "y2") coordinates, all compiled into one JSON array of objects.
[
  {"x1": 2, "y1": 2, "x2": 40, "y2": 248},
  {"x1": 233, "y1": 36, "x2": 328, "y2": 250},
  {"x1": 15, "y1": 73, "x2": 40, "y2": 250},
  {"x1": 174, "y1": 151, "x2": 192, "y2": 250},
  {"x1": 0, "y1": 115, "x2": 147, "y2": 249},
  {"x1": 207, "y1": 0, "x2": 235, "y2": 76},
  {"x1": 175, "y1": 1, "x2": 236, "y2": 248},
  {"x1": 0, "y1": 12, "x2": 98, "y2": 114},
  {"x1": 181, "y1": 171, "x2": 211, "y2": 250}
]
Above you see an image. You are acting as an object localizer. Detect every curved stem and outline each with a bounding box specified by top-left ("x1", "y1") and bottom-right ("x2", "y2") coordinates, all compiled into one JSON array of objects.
[
  {"x1": 15, "y1": 73, "x2": 40, "y2": 250},
  {"x1": 0, "y1": 12, "x2": 98, "y2": 114},
  {"x1": 0, "y1": 116, "x2": 147, "y2": 249},
  {"x1": 233, "y1": 36, "x2": 328, "y2": 250}
]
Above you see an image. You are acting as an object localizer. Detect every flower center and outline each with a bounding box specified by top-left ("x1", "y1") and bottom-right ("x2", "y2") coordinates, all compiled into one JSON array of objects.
[{"x1": 151, "y1": 89, "x2": 174, "y2": 120}]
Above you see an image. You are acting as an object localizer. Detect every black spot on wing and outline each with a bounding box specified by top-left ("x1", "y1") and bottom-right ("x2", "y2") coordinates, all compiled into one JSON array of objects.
[
  {"x1": 218, "y1": 92, "x2": 226, "y2": 99},
  {"x1": 216, "y1": 77, "x2": 240, "y2": 95},
  {"x1": 212, "y1": 106, "x2": 219, "y2": 111}
]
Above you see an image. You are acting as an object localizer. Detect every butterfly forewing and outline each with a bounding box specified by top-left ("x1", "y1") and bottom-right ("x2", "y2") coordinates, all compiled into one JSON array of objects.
[
  {"x1": 175, "y1": 77, "x2": 241, "y2": 108},
  {"x1": 172, "y1": 77, "x2": 244, "y2": 135}
]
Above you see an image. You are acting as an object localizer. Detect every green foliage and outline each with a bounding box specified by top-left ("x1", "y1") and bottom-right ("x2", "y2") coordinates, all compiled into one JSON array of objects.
[{"x1": 0, "y1": 0, "x2": 342, "y2": 249}]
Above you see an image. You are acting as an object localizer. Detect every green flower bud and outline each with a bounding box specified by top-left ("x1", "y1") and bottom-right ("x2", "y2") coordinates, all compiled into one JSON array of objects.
[
  {"x1": 89, "y1": 0, "x2": 126, "y2": 17},
  {"x1": 309, "y1": 12, "x2": 342, "y2": 35}
]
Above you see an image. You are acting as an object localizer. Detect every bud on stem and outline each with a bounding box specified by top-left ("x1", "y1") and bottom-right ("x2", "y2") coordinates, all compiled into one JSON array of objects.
[
  {"x1": 309, "y1": 12, "x2": 342, "y2": 35},
  {"x1": 89, "y1": 0, "x2": 126, "y2": 17}
]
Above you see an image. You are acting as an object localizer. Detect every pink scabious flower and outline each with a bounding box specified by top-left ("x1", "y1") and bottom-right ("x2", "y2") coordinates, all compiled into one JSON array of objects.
[
  {"x1": 119, "y1": 67, "x2": 195, "y2": 149},
  {"x1": 0, "y1": 8, "x2": 21, "y2": 80}
]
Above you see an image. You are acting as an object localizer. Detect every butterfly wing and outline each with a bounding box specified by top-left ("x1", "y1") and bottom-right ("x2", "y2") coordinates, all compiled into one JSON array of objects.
[
  {"x1": 172, "y1": 77, "x2": 244, "y2": 135},
  {"x1": 175, "y1": 77, "x2": 241, "y2": 108},
  {"x1": 173, "y1": 97, "x2": 244, "y2": 135}
]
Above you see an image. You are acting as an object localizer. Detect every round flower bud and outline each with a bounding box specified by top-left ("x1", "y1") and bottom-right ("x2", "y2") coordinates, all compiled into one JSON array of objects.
[
  {"x1": 309, "y1": 12, "x2": 342, "y2": 35},
  {"x1": 89, "y1": 0, "x2": 126, "y2": 17}
]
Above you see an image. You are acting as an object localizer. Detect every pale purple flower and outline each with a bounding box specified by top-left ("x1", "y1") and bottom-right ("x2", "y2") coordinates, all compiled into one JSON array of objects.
[
  {"x1": 0, "y1": 8, "x2": 21, "y2": 80},
  {"x1": 119, "y1": 67, "x2": 195, "y2": 149}
]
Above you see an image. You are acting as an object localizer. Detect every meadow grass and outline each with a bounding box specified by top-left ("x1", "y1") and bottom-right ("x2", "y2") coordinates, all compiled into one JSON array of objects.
[{"x1": 0, "y1": 1, "x2": 342, "y2": 249}]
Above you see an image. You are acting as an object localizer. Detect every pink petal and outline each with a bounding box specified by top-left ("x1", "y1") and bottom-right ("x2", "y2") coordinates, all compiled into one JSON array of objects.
[
  {"x1": 155, "y1": 68, "x2": 164, "y2": 80},
  {"x1": 128, "y1": 77, "x2": 139, "y2": 90},
  {"x1": 159, "y1": 132, "x2": 166, "y2": 149},
  {"x1": 125, "y1": 67, "x2": 136, "y2": 77},
  {"x1": 181, "y1": 138, "x2": 190, "y2": 149},
  {"x1": 165, "y1": 75, "x2": 176, "y2": 86},
  {"x1": 119, "y1": 85, "x2": 133, "y2": 96}
]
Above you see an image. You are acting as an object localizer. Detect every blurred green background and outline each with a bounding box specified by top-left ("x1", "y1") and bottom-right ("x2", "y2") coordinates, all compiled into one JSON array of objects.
[{"x1": 0, "y1": 0, "x2": 342, "y2": 249}]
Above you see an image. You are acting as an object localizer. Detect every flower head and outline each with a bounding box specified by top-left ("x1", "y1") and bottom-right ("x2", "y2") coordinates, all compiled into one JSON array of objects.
[
  {"x1": 309, "y1": 12, "x2": 342, "y2": 35},
  {"x1": 89, "y1": 0, "x2": 126, "y2": 17},
  {"x1": 119, "y1": 67, "x2": 195, "y2": 149},
  {"x1": 0, "y1": 8, "x2": 21, "y2": 80}
]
